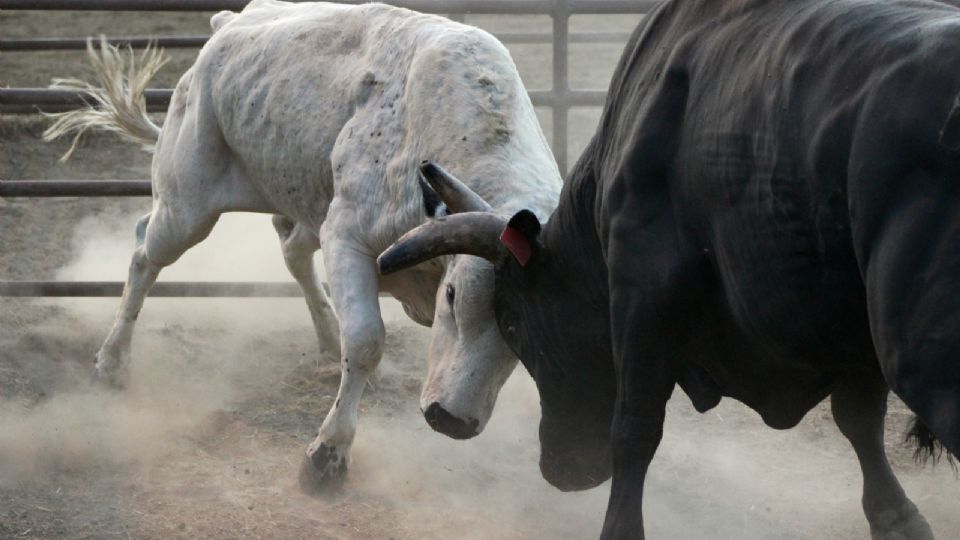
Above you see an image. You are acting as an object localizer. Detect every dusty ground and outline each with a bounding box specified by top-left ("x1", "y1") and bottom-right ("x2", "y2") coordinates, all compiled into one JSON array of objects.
[{"x1": 2, "y1": 5, "x2": 959, "y2": 540}]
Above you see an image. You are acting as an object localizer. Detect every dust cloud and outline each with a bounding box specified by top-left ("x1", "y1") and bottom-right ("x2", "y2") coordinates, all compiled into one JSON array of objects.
[{"x1": 2, "y1": 208, "x2": 959, "y2": 539}]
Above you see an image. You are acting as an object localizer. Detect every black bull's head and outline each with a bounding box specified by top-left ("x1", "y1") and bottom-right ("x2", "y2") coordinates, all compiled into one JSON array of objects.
[{"x1": 379, "y1": 161, "x2": 614, "y2": 491}]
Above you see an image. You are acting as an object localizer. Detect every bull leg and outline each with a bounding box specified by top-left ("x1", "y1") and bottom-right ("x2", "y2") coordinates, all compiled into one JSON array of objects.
[
  {"x1": 851, "y1": 159, "x2": 960, "y2": 458},
  {"x1": 271, "y1": 215, "x2": 341, "y2": 362},
  {"x1": 602, "y1": 275, "x2": 687, "y2": 540},
  {"x1": 297, "y1": 234, "x2": 384, "y2": 494},
  {"x1": 831, "y1": 372, "x2": 934, "y2": 540},
  {"x1": 94, "y1": 204, "x2": 218, "y2": 387},
  {"x1": 602, "y1": 380, "x2": 672, "y2": 540},
  {"x1": 602, "y1": 212, "x2": 700, "y2": 539}
]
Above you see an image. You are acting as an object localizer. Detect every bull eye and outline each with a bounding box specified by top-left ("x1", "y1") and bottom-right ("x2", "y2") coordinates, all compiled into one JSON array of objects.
[{"x1": 446, "y1": 283, "x2": 455, "y2": 307}]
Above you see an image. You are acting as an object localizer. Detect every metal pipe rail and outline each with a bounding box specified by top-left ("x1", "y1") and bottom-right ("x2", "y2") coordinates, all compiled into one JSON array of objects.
[
  {"x1": 0, "y1": 36, "x2": 209, "y2": 51},
  {"x1": 0, "y1": 88, "x2": 173, "y2": 114},
  {"x1": 0, "y1": 280, "x2": 386, "y2": 297},
  {"x1": 0, "y1": 180, "x2": 152, "y2": 197},
  {"x1": 0, "y1": 31, "x2": 633, "y2": 52},
  {"x1": 0, "y1": 280, "x2": 305, "y2": 297},
  {"x1": 0, "y1": 0, "x2": 552, "y2": 11},
  {"x1": 0, "y1": 0, "x2": 654, "y2": 13},
  {"x1": 0, "y1": 88, "x2": 606, "y2": 113}
]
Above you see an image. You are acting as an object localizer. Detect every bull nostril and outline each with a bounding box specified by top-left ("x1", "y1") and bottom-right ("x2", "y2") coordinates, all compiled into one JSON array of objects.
[{"x1": 422, "y1": 402, "x2": 480, "y2": 440}]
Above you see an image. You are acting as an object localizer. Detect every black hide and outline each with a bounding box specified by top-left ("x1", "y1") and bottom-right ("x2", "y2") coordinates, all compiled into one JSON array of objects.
[{"x1": 492, "y1": 0, "x2": 960, "y2": 537}]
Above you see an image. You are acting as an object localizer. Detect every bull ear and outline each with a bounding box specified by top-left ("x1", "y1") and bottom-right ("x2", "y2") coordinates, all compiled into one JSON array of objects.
[
  {"x1": 500, "y1": 210, "x2": 542, "y2": 267},
  {"x1": 378, "y1": 212, "x2": 509, "y2": 275},
  {"x1": 419, "y1": 160, "x2": 493, "y2": 213}
]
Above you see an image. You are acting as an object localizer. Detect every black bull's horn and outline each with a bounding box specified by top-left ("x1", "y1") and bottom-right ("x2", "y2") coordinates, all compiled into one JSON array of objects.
[{"x1": 378, "y1": 212, "x2": 508, "y2": 274}]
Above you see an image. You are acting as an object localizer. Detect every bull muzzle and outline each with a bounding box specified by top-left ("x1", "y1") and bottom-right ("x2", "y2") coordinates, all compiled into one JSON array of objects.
[{"x1": 422, "y1": 402, "x2": 481, "y2": 440}]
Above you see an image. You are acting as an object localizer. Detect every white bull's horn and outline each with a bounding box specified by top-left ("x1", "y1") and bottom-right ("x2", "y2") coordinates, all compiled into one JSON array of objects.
[
  {"x1": 378, "y1": 212, "x2": 507, "y2": 274},
  {"x1": 419, "y1": 160, "x2": 493, "y2": 213}
]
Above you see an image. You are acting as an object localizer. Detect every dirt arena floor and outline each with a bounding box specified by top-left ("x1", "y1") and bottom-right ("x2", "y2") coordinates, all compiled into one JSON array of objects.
[{"x1": 2, "y1": 5, "x2": 959, "y2": 540}]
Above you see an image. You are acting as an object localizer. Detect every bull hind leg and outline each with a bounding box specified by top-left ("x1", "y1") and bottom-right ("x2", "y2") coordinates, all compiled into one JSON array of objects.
[
  {"x1": 94, "y1": 203, "x2": 219, "y2": 387},
  {"x1": 297, "y1": 228, "x2": 385, "y2": 494},
  {"x1": 271, "y1": 215, "x2": 341, "y2": 362},
  {"x1": 831, "y1": 372, "x2": 934, "y2": 540},
  {"x1": 850, "y1": 121, "x2": 960, "y2": 459}
]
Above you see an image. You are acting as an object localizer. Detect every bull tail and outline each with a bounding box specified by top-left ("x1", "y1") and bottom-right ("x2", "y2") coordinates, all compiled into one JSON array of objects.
[
  {"x1": 904, "y1": 415, "x2": 957, "y2": 470},
  {"x1": 43, "y1": 37, "x2": 166, "y2": 161}
]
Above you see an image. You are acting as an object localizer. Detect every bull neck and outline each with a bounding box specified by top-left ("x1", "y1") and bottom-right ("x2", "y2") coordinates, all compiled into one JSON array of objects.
[{"x1": 539, "y1": 141, "x2": 609, "y2": 303}]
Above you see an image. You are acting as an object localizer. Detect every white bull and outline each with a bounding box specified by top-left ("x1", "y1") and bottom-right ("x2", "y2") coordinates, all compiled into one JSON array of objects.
[{"x1": 47, "y1": 0, "x2": 560, "y2": 492}]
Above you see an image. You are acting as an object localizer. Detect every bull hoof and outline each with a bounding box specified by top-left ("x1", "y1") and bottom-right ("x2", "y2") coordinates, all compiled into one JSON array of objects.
[
  {"x1": 91, "y1": 356, "x2": 129, "y2": 390},
  {"x1": 870, "y1": 502, "x2": 934, "y2": 540},
  {"x1": 297, "y1": 442, "x2": 349, "y2": 496}
]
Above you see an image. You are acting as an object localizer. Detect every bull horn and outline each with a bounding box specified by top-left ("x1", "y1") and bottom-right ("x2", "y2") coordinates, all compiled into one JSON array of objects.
[
  {"x1": 420, "y1": 160, "x2": 493, "y2": 213},
  {"x1": 378, "y1": 212, "x2": 507, "y2": 274}
]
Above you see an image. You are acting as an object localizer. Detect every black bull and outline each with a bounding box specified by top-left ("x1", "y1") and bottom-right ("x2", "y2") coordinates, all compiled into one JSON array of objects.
[{"x1": 380, "y1": 0, "x2": 960, "y2": 538}]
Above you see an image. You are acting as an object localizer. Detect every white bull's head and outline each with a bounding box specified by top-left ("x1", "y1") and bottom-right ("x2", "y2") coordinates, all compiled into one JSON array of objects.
[
  {"x1": 421, "y1": 255, "x2": 517, "y2": 438},
  {"x1": 416, "y1": 162, "x2": 518, "y2": 439}
]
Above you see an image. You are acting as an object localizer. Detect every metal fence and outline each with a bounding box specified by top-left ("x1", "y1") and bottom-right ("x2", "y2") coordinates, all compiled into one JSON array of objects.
[{"x1": 0, "y1": 0, "x2": 650, "y2": 298}]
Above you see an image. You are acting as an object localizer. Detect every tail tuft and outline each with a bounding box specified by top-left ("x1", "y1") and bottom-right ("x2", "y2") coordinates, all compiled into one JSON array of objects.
[
  {"x1": 904, "y1": 415, "x2": 957, "y2": 470},
  {"x1": 43, "y1": 37, "x2": 166, "y2": 161}
]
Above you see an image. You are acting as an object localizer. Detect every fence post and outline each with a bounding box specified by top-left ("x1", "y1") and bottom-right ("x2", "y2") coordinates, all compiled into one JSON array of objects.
[{"x1": 552, "y1": 0, "x2": 569, "y2": 175}]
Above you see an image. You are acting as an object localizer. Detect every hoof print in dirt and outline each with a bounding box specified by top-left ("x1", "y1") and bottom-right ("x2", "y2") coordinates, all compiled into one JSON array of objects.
[{"x1": 298, "y1": 443, "x2": 348, "y2": 496}]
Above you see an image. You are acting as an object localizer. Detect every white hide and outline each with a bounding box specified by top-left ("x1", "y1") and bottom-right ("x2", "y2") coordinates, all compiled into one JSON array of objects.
[{"x1": 74, "y1": 0, "x2": 561, "y2": 484}]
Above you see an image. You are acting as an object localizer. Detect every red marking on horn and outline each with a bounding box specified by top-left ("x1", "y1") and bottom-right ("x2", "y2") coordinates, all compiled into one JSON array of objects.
[{"x1": 500, "y1": 226, "x2": 532, "y2": 266}]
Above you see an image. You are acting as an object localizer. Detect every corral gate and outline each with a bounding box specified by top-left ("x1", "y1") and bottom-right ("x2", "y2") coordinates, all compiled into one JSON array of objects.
[{"x1": 0, "y1": 0, "x2": 653, "y2": 298}]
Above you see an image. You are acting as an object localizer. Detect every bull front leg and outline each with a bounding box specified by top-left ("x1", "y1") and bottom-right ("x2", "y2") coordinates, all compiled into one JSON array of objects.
[
  {"x1": 831, "y1": 371, "x2": 934, "y2": 540},
  {"x1": 297, "y1": 231, "x2": 385, "y2": 494},
  {"x1": 602, "y1": 277, "x2": 689, "y2": 540},
  {"x1": 602, "y1": 204, "x2": 702, "y2": 539},
  {"x1": 601, "y1": 398, "x2": 669, "y2": 540}
]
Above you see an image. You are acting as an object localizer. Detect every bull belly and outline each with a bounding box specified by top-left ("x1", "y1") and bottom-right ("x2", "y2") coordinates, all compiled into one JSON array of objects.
[
  {"x1": 721, "y1": 263, "x2": 867, "y2": 362},
  {"x1": 690, "y1": 292, "x2": 853, "y2": 429}
]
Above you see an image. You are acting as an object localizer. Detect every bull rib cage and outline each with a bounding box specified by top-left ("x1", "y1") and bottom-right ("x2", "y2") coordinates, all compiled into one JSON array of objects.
[{"x1": 0, "y1": 0, "x2": 651, "y2": 298}]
